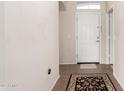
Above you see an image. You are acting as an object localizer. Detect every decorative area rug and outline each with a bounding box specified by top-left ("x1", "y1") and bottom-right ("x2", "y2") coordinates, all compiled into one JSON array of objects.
[
  {"x1": 66, "y1": 73, "x2": 116, "y2": 91},
  {"x1": 80, "y1": 64, "x2": 97, "y2": 69}
]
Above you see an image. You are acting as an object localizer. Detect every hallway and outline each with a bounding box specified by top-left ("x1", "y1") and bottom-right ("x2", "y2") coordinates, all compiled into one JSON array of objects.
[
  {"x1": 57, "y1": 1, "x2": 124, "y2": 91},
  {"x1": 0, "y1": 1, "x2": 124, "y2": 91},
  {"x1": 53, "y1": 64, "x2": 122, "y2": 91}
]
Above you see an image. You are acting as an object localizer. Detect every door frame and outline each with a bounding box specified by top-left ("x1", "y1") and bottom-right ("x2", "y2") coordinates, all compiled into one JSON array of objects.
[
  {"x1": 75, "y1": 11, "x2": 102, "y2": 64},
  {"x1": 106, "y1": 8, "x2": 114, "y2": 64}
]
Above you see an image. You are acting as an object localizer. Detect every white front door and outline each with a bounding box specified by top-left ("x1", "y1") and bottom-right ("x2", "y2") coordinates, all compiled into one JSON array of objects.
[{"x1": 77, "y1": 12, "x2": 100, "y2": 63}]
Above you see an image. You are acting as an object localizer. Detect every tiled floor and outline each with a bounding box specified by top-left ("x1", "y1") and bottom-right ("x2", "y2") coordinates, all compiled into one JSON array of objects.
[{"x1": 52, "y1": 64, "x2": 123, "y2": 91}]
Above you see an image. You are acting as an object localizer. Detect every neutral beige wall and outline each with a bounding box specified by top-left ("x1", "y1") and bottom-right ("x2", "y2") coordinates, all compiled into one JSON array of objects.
[
  {"x1": 59, "y1": 1, "x2": 107, "y2": 64},
  {"x1": 59, "y1": 1, "x2": 76, "y2": 64},
  {"x1": 0, "y1": 1, "x2": 59, "y2": 90},
  {"x1": 0, "y1": 2, "x2": 4, "y2": 83},
  {"x1": 113, "y1": 1, "x2": 124, "y2": 89}
]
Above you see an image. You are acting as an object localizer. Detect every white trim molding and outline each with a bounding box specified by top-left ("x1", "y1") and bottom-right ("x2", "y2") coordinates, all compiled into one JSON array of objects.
[
  {"x1": 49, "y1": 75, "x2": 60, "y2": 91},
  {"x1": 114, "y1": 71, "x2": 124, "y2": 90}
]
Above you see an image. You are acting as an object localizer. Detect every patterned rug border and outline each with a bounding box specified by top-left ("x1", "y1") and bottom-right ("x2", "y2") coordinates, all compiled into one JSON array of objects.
[
  {"x1": 66, "y1": 74, "x2": 73, "y2": 91},
  {"x1": 66, "y1": 73, "x2": 116, "y2": 91},
  {"x1": 105, "y1": 73, "x2": 116, "y2": 91}
]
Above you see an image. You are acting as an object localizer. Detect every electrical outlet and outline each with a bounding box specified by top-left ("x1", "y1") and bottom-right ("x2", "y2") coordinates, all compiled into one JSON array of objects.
[{"x1": 48, "y1": 68, "x2": 51, "y2": 75}]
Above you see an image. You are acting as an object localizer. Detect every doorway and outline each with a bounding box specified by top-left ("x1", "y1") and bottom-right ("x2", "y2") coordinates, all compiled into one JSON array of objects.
[{"x1": 76, "y1": 12, "x2": 101, "y2": 64}]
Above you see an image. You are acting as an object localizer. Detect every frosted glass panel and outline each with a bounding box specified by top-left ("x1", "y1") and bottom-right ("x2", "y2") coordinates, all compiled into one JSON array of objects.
[{"x1": 77, "y1": 3, "x2": 100, "y2": 10}]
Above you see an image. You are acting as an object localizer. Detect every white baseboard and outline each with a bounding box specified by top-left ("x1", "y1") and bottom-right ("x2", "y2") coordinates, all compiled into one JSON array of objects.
[
  {"x1": 60, "y1": 63, "x2": 77, "y2": 65},
  {"x1": 59, "y1": 60, "x2": 77, "y2": 65},
  {"x1": 49, "y1": 75, "x2": 60, "y2": 91},
  {"x1": 114, "y1": 71, "x2": 124, "y2": 90}
]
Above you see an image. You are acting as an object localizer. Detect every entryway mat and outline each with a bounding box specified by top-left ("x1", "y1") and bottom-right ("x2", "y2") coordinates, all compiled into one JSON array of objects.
[
  {"x1": 66, "y1": 73, "x2": 116, "y2": 91},
  {"x1": 80, "y1": 64, "x2": 97, "y2": 69}
]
